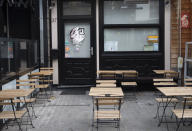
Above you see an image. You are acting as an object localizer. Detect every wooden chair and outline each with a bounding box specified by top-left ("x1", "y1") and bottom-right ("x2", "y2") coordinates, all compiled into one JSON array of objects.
[
  {"x1": 93, "y1": 97, "x2": 122, "y2": 131},
  {"x1": 172, "y1": 97, "x2": 192, "y2": 131},
  {"x1": 164, "y1": 72, "x2": 179, "y2": 83},
  {"x1": 0, "y1": 108, "x2": 27, "y2": 130},
  {"x1": 15, "y1": 79, "x2": 37, "y2": 118},
  {"x1": 184, "y1": 78, "x2": 192, "y2": 87},
  {"x1": 121, "y1": 72, "x2": 138, "y2": 90},
  {"x1": 28, "y1": 74, "x2": 51, "y2": 101},
  {"x1": 153, "y1": 78, "x2": 179, "y2": 122},
  {"x1": 181, "y1": 78, "x2": 192, "y2": 107}
]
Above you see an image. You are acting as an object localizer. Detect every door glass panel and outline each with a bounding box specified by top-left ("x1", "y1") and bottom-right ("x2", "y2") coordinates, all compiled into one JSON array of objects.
[
  {"x1": 104, "y1": 0, "x2": 159, "y2": 24},
  {"x1": 64, "y1": 23, "x2": 91, "y2": 58},
  {"x1": 63, "y1": 1, "x2": 91, "y2": 16}
]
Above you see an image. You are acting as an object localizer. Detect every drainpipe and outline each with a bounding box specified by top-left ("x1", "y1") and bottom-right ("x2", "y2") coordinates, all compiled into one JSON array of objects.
[
  {"x1": 177, "y1": 0, "x2": 182, "y2": 84},
  {"x1": 178, "y1": 0, "x2": 181, "y2": 57}
]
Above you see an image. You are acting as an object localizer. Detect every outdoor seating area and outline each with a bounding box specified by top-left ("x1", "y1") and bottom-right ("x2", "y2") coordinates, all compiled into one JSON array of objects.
[{"x1": 1, "y1": 69, "x2": 192, "y2": 131}]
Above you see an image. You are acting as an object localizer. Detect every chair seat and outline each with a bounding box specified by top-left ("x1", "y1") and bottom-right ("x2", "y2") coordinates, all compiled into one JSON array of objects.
[
  {"x1": 121, "y1": 82, "x2": 137, "y2": 86},
  {"x1": 155, "y1": 98, "x2": 179, "y2": 103},
  {"x1": 172, "y1": 109, "x2": 192, "y2": 119},
  {"x1": 13, "y1": 98, "x2": 36, "y2": 103},
  {"x1": 35, "y1": 84, "x2": 49, "y2": 89},
  {"x1": 0, "y1": 109, "x2": 27, "y2": 119},
  {"x1": 94, "y1": 110, "x2": 120, "y2": 119}
]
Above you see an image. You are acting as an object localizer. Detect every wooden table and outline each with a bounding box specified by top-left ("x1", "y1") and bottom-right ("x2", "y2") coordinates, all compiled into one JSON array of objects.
[
  {"x1": 157, "y1": 87, "x2": 192, "y2": 128},
  {"x1": 0, "y1": 89, "x2": 35, "y2": 130},
  {"x1": 89, "y1": 87, "x2": 124, "y2": 97},
  {"x1": 157, "y1": 87, "x2": 192, "y2": 97}
]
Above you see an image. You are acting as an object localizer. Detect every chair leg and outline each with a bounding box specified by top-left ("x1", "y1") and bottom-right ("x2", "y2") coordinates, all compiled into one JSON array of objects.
[
  {"x1": 30, "y1": 103, "x2": 37, "y2": 118},
  {"x1": 154, "y1": 102, "x2": 161, "y2": 119},
  {"x1": 171, "y1": 103, "x2": 177, "y2": 119}
]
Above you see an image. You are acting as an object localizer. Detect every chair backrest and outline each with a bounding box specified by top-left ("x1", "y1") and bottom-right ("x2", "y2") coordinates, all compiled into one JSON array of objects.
[
  {"x1": 99, "y1": 73, "x2": 116, "y2": 80},
  {"x1": 96, "y1": 80, "x2": 116, "y2": 84},
  {"x1": 164, "y1": 72, "x2": 179, "y2": 79},
  {"x1": 153, "y1": 78, "x2": 177, "y2": 87},
  {"x1": 123, "y1": 72, "x2": 138, "y2": 79},
  {"x1": 184, "y1": 78, "x2": 192, "y2": 87},
  {"x1": 94, "y1": 97, "x2": 122, "y2": 110},
  {"x1": 16, "y1": 79, "x2": 36, "y2": 89}
]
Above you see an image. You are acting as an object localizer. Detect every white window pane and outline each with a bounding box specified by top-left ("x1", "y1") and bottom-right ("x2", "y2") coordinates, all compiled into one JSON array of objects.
[
  {"x1": 63, "y1": 1, "x2": 91, "y2": 16},
  {"x1": 104, "y1": 0, "x2": 159, "y2": 24},
  {"x1": 104, "y1": 28, "x2": 159, "y2": 51}
]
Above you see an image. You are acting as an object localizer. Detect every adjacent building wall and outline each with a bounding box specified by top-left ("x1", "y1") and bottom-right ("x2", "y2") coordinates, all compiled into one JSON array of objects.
[{"x1": 171, "y1": 0, "x2": 192, "y2": 69}]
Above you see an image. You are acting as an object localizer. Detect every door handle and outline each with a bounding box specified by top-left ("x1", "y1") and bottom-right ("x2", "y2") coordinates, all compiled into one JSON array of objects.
[{"x1": 90, "y1": 47, "x2": 93, "y2": 56}]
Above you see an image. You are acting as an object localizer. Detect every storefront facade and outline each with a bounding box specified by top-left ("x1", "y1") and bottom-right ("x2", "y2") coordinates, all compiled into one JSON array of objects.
[{"x1": 51, "y1": 0, "x2": 171, "y2": 85}]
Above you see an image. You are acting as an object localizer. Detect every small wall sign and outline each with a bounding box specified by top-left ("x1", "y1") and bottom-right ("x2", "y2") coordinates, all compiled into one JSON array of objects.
[{"x1": 181, "y1": 13, "x2": 190, "y2": 29}]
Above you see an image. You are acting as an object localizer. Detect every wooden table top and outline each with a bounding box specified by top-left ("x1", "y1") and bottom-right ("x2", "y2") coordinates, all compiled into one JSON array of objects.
[
  {"x1": 153, "y1": 70, "x2": 177, "y2": 74},
  {"x1": 89, "y1": 87, "x2": 124, "y2": 97},
  {"x1": 0, "y1": 89, "x2": 35, "y2": 100},
  {"x1": 157, "y1": 87, "x2": 192, "y2": 96}
]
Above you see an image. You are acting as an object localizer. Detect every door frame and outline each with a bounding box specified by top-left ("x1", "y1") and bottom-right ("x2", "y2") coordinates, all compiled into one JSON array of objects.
[{"x1": 57, "y1": 0, "x2": 96, "y2": 85}]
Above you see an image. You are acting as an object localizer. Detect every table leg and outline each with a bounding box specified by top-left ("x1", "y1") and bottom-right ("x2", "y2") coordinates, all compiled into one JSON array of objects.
[
  {"x1": 158, "y1": 96, "x2": 173, "y2": 130},
  {"x1": 176, "y1": 98, "x2": 187, "y2": 131}
]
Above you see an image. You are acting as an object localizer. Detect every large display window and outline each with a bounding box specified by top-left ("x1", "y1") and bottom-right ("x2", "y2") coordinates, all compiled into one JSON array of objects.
[
  {"x1": 103, "y1": 0, "x2": 160, "y2": 52},
  {"x1": 100, "y1": 0, "x2": 165, "y2": 73}
]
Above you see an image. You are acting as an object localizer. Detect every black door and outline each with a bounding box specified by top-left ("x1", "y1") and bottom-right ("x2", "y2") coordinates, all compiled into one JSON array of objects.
[{"x1": 58, "y1": 0, "x2": 96, "y2": 85}]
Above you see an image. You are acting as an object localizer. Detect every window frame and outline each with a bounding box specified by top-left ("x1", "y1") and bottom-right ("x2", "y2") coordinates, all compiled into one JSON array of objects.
[{"x1": 100, "y1": 0, "x2": 164, "y2": 54}]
